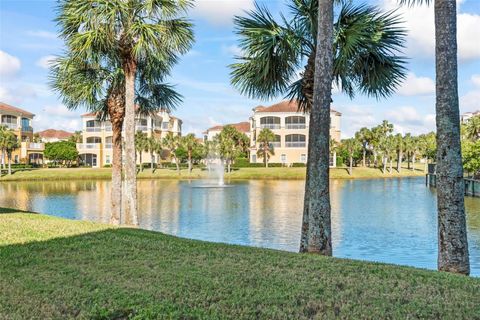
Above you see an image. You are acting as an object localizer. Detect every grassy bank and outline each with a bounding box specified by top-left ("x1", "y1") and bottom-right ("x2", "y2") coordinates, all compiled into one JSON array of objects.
[
  {"x1": 1, "y1": 211, "x2": 479, "y2": 319},
  {"x1": 0, "y1": 164, "x2": 426, "y2": 182}
]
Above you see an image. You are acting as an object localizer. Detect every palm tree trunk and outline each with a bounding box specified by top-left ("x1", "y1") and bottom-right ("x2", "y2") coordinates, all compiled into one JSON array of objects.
[
  {"x1": 151, "y1": 152, "x2": 154, "y2": 171},
  {"x1": 397, "y1": 150, "x2": 402, "y2": 172},
  {"x1": 411, "y1": 153, "x2": 415, "y2": 171},
  {"x1": 389, "y1": 159, "x2": 393, "y2": 173},
  {"x1": 1, "y1": 150, "x2": 5, "y2": 170},
  {"x1": 123, "y1": 58, "x2": 138, "y2": 226},
  {"x1": 264, "y1": 148, "x2": 268, "y2": 168},
  {"x1": 407, "y1": 152, "x2": 411, "y2": 169},
  {"x1": 108, "y1": 92, "x2": 124, "y2": 225},
  {"x1": 435, "y1": 0, "x2": 469, "y2": 275},
  {"x1": 174, "y1": 156, "x2": 180, "y2": 174},
  {"x1": 139, "y1": 152, "x2": 143, "y2": 172},
  {"x1": 7, "y1": 153, "x2": 11, "y2": 175},
  {"x1": 349, "y1": 156, "x2": 353, "y2": 175},
  {"x1": 362, "y1": 148, "x2": 366, "y2": 167},
  {"x1": 188, "y1": 151, "x2": 192, "y2": 173},
  {"x1": 383, "y1": 157, "x2": 387, "y2": 174},
  {"x1": 424, "y1": 157, "x2": 428, "y2": 173},
  {"x1": 300, "y1": 0, "x2": 333, "y2": 255},
  {"x1": 373, "y1": 150, "x2": 378, "y2": 168}
]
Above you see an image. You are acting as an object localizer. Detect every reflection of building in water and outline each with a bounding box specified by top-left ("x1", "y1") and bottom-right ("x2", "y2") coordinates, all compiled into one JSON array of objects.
[
  {"x1": 76, "y1": 181, "x2": 110, "y2": 223},
  {"x1": 329, "y1": 179, "x2": 345, "y2": 249}
]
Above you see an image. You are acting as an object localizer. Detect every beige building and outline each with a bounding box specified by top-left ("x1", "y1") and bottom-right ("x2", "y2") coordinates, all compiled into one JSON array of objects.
[
  {"x1": 77, "y1": 109, "x2": 182, "y2": 167},
  {"x1": 0, "y1": 102, "x2": 44, "y2": 165},
  {"x1": 461, "y1": 110, "x2": 479, "y2": 123},
  {"x1": 203, "y1": 121, "x2": 250, "y2": 142},
  {"x1": 249, "y1": 100, "x2": 341, "y2": 165}
]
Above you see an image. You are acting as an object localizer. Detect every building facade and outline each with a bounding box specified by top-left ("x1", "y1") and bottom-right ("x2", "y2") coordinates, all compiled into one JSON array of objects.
[
  {"x1": 249, "y1": 100, "x2": 341, "y2": 165},
  {"x1": 0, "y1": 102, "x2": 44, "y2": 164},
  {"x1": 461, "y1": 110, "x2": 480, "y2": 123},
  {"x1": 203, "y1": 121, "x2": 250, "y2": 142},
  {"x1": 77, "y1": 110, "x2": 182, "y2": 167}
]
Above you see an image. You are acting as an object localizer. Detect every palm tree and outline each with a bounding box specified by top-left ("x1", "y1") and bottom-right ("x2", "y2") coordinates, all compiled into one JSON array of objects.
[
  {"x1": 403, "y1": 133, "x2": 414, "y2": 170},
  {"x1": 464, "y1": 115, "x2": 480, "y2": 141},
  {"x1": 395, "y1": 133, "x2": 404, "y2": 172},
  {"x1": 384, "y1": 135, "x2": 397, "y2": 174},
  {"x1": 400, "y1": 0, "x2": 469, "y2": 274},
  {"x1": 68, "y1": 131, "x2": 82, "y2": 143},
  {"x1": 329, "y1": 137, "x2": 338, "y2": 167},
  {"x1": 231, "y1": 0, "x2": 407, "y2": 255},
  {"x1": 146, "y1": 136, "x2": 160, "y2": 171},
  {"x1": 216, "y1": 126, "x2": 244, "y2": 173},
  {"x1": 0, "y1": 126, "x2": 7, "y2": 171},
  {"x1": 163, "y1": 132, "x2": 181, "y2": 173},
  {"x1": 135, "y1": 131, "x2": 149, "y2": 172},
  {"x1": 181, "y1": 133, "x2": 198, "y2": 173},
  {"x1": 256, "y1": 128, "x2": 276, "y2": 168},
  {"x1": 342, "y1": 138, "x2": 360, "y2": 175},
  {"x1": 3, "y1": 131, "x2": 19, "y2": 175},
  {"x1": 51, "y1": 55, "x2": 181, "y2": 226},
  {"x1": 56, "y1": 0, "x2": 194, "y2": 226},
  {"x1": 355, "y1": 127, "x2": 372, "y2": 167}
]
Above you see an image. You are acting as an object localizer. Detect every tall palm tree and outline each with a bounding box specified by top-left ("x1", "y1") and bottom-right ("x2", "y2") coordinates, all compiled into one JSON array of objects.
[
  {"x1": 355, "y1": 127, "x2": 372, "y2": 167},
  {"x1": 400, "y1": 0, "x2": 469, "y2": 274},
  {"x1": 3, "y1": 131, "x2": 19, "y2": 175},
  {"x1": 464, "y1": 115, "x2": 480, "y2": 141},
  {"x1": 0, "y1": 126, "x2": 7, "y2": 171},
  {"x1": 181, "y1": 133, "x2": 198, "y2": 173},
  {"x1": 342, "y1": 138, "x2": 360, "y2": 175},
  {"x1": 257, "y1": 128, "x2": 276, "y2": 168},
  {"x1": 146, "y1": 136, "x2": 160, "y2": 171},
  {"x1": 56, "y1": 0, "x2": 194, "y2": 226},
  {"x1": 395, "y1": 133, "x2": 404, "y2": 172},
  {"x1": 135, "y1": 131, "x2": 149, "y2": 172},
  {"x1": 216, "y1": 126, "x2": 244, "y2": 173},
  {"x1": 51, "y1": 54, "x2": 182, "y2": 225},
  {"x1": 163, "y1": 132, "x2": 181, "y2": 173},
  {"x1": 403, "y1": 133, "x2": 414, "y2": 170},
  {"x1": 231, "y1": 0, "x2": 407, "y2": 255}
]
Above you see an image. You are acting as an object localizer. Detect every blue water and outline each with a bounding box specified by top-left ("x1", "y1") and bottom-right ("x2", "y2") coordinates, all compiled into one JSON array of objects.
[{"x1": 1, "y1": 177, "x2": 479, "y2": 275}]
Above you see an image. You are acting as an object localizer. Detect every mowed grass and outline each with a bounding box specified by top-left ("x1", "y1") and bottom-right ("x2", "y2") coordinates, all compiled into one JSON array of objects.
[
  {"x1": 1, "y1": 212, "x2": 479, "y2": 319},
  {"x1": 0, "y1": 163, "x2": 425, "y2": 182}
]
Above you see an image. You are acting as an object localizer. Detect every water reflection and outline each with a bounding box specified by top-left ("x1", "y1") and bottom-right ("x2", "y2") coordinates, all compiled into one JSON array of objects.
[{"x1": 1, "y1": 178, "x2": 479, "y2": 275}]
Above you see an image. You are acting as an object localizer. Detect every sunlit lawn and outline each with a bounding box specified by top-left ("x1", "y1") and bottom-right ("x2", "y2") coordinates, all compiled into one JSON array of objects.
[
  {"x1": 0, "y1": 163, "x2": 426, "y2": 181},
  {"x1": 0, "y1": 211, "x2": 478, "y2": 319}
]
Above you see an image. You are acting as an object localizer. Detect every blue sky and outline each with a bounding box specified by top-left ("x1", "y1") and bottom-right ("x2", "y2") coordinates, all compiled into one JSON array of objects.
[{"x1": 0, "y1": 0, "x2": 479, "y2": 138}]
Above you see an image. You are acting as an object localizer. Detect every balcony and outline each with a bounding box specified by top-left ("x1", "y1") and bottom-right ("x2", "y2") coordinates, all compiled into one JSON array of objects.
[
  {"x1": 260, "y1": 124, "x2": 281, "y2": 129},
  {"x1": 105, "y1": 143, "x2": 113, "y2": 149},
  {"x1": 22, "y1": 126, "x2": 33, "y2": 132},
  {"x1": 285, "y1": 124, "x2": 306, "y2": 129},
  {"x1": 21, "y1": 142, "x2": 45, "y2": 150},
  {"x1": 136, "y1": 125, "x2": 148, "y2": 132},
  {"x1": 77, "y1": 143, "x2": 101, "y2": 150},
  {"x1": 86, "y1": 127, "x2": 102, "y2": 132},
  {"x1": 270, "y1": 142, "x2": 281, "y2": 148},
  {"x1": 105, "y1": 126, "x2": 112, "y2": 132},
  {"x1": 1, "y1": 122, "x2": 18, "y2": 130},
  {"x1": 285, "y1": 142, "x2": 306, "y2": 148}
]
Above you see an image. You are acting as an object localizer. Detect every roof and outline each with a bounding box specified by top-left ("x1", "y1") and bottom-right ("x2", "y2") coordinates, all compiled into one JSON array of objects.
[
  {"x1": 0, "y1": 102, "x2": 35, "y2": 117},
  {"x1": 205, "y1": 121, "x2": 250, "y2": 134},
  {"x1": 254, "y1": 100, "x2": 341, "y2": 115},
  {"x1": 36, "y1": 129, "x2": 73, "y2": 139}
]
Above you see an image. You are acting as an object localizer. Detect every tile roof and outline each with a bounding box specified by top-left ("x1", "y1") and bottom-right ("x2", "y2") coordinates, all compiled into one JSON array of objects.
[
  {"x1": 36, "y1": 129, "x2": 73, "y2": 139},
  {"x1": 254, "y1": 100, "x2": 341, "y2": 115},
  {"x1": 206, "y1": 121, "x2": 250, "y2": 134},
  {"x1": 0, "y1": 102, "x2": 35, "y2": 117}
]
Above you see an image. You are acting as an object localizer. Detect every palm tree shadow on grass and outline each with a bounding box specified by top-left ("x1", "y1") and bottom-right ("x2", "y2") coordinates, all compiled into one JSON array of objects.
[{"x1": 0, "y1": 207, "x2": 35, "y2": 214}]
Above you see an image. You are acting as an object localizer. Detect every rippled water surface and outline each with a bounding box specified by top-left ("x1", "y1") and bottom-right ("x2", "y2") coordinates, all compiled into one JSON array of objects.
[{"x1": 1, "y1": 177, "x2": 479, "y2": 275}]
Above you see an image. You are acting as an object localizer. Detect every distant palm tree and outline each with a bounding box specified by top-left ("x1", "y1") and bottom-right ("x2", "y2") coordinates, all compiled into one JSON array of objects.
[
  {"x1": 231, "y1": 0, "x2": 407, "y2": 255},
  {"x1": 163, "y1": 132, "x2": 181, "y2": 173},
  {"x1": 181, "y1": 133, "x2": 198, "y2": 173},
  {"x1": 395, "y1": 133, "x2": 404, "y2": 172},
  {"x1": 403, "y1": 133, "x2": 414, "y2": 170},
  {"x1": 0, "y1": 126, "x2": 8, "y2": 171},
  {"x1": 342, "y1": 138, "x2": 360, "y2": 175},
  {"x1": 135, "y1": 131, "x2": 149, "y2": 172},
  {"x1": 400, "y1": 0, "x2": 469, "y2": 274},
  {"x1": 56, "y1": 0, "x2": 194, "y2": 225},
  {"x1": 256, "y1": 128, "x2": 276, "y2": 168},
  {"x1": 1, "y1": 130, "x2": 19, "y2": 175},
  {"x1": 146, "y1": 136, "x2": 160, "y2": 171},
  {"x1": 355, "y1": 127, "x2": 372, "y2": 167},
  {"x1": 68, "y1": 131, "x2": 82, "y2": 144},
  {"x1": 464, "y1": 115, "x2": 480, "y2": 141}
]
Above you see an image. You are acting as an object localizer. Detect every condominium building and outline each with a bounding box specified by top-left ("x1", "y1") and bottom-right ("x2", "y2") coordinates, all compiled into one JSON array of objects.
[
  {"x1": 249, "y1": 100, "x2": 341, "y2": 165},
  {"x1": 0, "y1": 102, "x2": 44, "y2": 164},
  {"x1": 461, "y1": 110, "x2": 480, "y2": 123},
  {"x1": 77, "y1": 109, "x2": 182, "y2": 167},
  {"x1": 36, "y1": 129, "x2": 73, "y2": 143},
  {"x1": 203, "y1": 121, "x2": 250, "y2": 142}
]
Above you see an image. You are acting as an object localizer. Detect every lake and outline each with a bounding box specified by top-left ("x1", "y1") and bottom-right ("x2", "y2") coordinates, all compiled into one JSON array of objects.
[{"x1": 1, "y1": 177, "x2": 479, "y2": 275}]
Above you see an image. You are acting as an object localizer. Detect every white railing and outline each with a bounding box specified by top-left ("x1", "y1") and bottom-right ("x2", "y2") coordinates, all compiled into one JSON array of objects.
[
  {"x1": 77, "y1": 143, "x2": 101, "y2": 149},
  {"x1": 260, "y1": 124, "x2": 281, "y2": 129},
  {"x1": 285, "y1": 142, "x2": 306, "y2": 148},
  {"x1": 285, "y1": 124, "x2": 306, "y2": 129},
  {"x1": 270, "y1": 142, "x2": 281, "y2": 148},
  {"x1": 136, "y1": 125, "x2": 148, "y2": 131},
  {"x1": 105, "y1": 143, "x2": 113, "y2": 149},
  {"x1": 86, "y1": 127, "x2": 102, "y2": 132},
  {"x1": 1, "y1": 123, "x2": 18, "y2": 130},
  {"x1": 28, "y1": 143, "x2": 44, "y2": 149},
  {"x1": 105, "y1": 126, "x2": 112, "y2": 132},
  {"x1": 22, "y1": 126, "x2": 34, "y2": 132}
]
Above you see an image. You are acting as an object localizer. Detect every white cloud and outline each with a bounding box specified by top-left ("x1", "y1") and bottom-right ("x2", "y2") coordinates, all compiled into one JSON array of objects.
[
  {"x1": 36, "y1": 55, "x2": 56, "y2": 69},
  {"x1": 0, "y1": 84, "x2": 37, "y2": 105},
  {"x1": 0, "y1": 86, "x2": 18, "y2": 105},
  {"x1": 471, "y1": 74, "x2": 480, "y2": 87},
  {"x1": 337, "y1": 105, "x2": 377, "y2": 138},
  {"x1": 397, "y1": 72, "x2": 435, "y2": 96},
  {"x1": 0, "y1": 50, "x2": 21, "y2": 78},
  {"x1": 43, "y1": 105, "x2": 79, "y2": 118},
  {"x1": 193, "y1": 0, "x2": 254, "y2": 25},
  {"x1": 382, "y1": 0, "x2": 480, "y2": 61},
  {"x1": 385, "y1": 106, "x2": 435, "y2": 134},
  {"x1": 33, "y1": 106, "x2": 82, "y2": 132},
  {"x1": 222, "y1": 44, "x2": 243, "y2": 57},
  {"x1": 460, "y1": 90, "x2": 480, "y2": 113},
  {"x1": 26, "y1": 30, "x2": 57, "y2": 40}
]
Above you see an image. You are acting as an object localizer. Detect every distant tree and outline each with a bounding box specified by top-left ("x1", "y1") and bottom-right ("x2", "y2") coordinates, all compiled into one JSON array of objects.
[
  {"x1": 69, "y1": 131, "x2": 82, "y2": 143},
  {"x1": 403, "y1": 133, "x2": 414, "y2": 170},
  {"x1": 146, "y1": 136, "x2": 161, "y2": 171},
  {"x1": 135, "y1": 131, "x2": 149, "y2": 172},
  {"x1": 163, "y1": 133, "x2": 181, "y2": 173},
  {"x1": 464, "y1": 115, "x2": 480, "y2": 141},
  {"x1": 0, "y1": 126, "x2": 8, "y2": 170},
  {"x1": 1, "y1": 131, "x2": 19, "y2": 175},
  {"x1": 216, "y1": 125, "x2": 244, "y2": 173},
  {"x1": 33, "y1": 133, "x2": 41, "y2": 143},
  {"x1": 462, "y1": 140, "x2": 480, "y2": 178},
  {"x1": 181, "y1": 133, "x2": 199, "y2": 173},
  {"x1": 394, "y1": 133, "x2": 404, "y2": 172},
  {"x1": 355, "y1": 127, "x2": 372, "y2": 167},
  {"x1": 44, "y1": 141, "x2": 78, "y2": 168},
  {"x1": 256, "y1": 128, "x2": 276, "y2": 167},
  {"x1": 342, "y1": 138, "x2": 360, "y2": 175}
]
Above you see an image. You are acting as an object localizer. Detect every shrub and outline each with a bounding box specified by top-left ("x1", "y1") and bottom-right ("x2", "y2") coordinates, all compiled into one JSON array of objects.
[{"x1": 291, "y1": 162, "x2": 306, "y2": 167}]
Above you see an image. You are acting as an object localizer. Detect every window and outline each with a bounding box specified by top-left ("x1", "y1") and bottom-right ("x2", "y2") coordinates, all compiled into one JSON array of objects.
[
  {"x1": 270, "y1": 135, "x2": 281, "y2": 148},
  {"x1": 281, "y1": 154, "x2": 287, "y2": 163},
  {"x1": 285, "y1": 134, "x2": 306, "y2": 148},
  {"x1": 105, "y1": 136, "x2": 113, "y2": 149},
  {"x1": 260, "y1": 116, "x2": 281, "y2": 129},
  {"x1": 14, "y1": 155, "x2": 19, "y2": 164},
  {"x1": 251, "y1": 154, "x2": 257, "y2": 163},
  {"x1": 106, "y1": 155, "x2": 111, "y2": 164},
  {"x1": 301, "y1": 154, "x2": 306, "y2": 162},
  {"x1": 162, "y1": 121, "x2": 169, "y2": 130},
  {"x1": 1, "y1": 115, "x2": 17, "y2": 129},
  {"x1": 86, "y1": 137, "x2": 101, "y2": 143},
  {"x1": 21, "y1": 118, "x2": 31, "y2": 131},
  {"x1": 86, "y1": 120, "x2": 101, "y2": 132},
  {"x1": 285, "y1": 116, "x2": 306, "y2": 129}
]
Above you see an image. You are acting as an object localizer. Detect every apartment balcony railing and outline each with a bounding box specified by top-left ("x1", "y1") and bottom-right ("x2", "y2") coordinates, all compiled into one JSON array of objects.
[
  {"x1": 285, "y1": 124, "x2": 306, "y2": 129},
  {"x1": 105, "y1": 126, "x2": 112, "y2": 132},
  {"x1": 77, "y1": 143, "x2": 101, "y2": 150},
  {"x1": 28, "y1": 143, "x2": 44, "y2": 150},
  {"x1": 1, "y1": 122, "x2": 18, "y2": 130},
  {"x1": 260, "y1": 124, "x2": 281, "y2": 129},
  {"x1": 86, "y1": 127, "x2": 102, "y2": 132},
  {"x1": 136, "y1": 125, "x2": 148, "y2": 131},
  {"x1": 285, "y1": 142, "x2": 306, "y2": 148},
  {"x1": 270, "y1": 142, "x2": 281, "y2": 148},
  {"x1": 105, "y1": 143, "x2": 113, "y2": 149},
  {"x1": 22, "y1": 126, "x2": 33, "y2": 132}
]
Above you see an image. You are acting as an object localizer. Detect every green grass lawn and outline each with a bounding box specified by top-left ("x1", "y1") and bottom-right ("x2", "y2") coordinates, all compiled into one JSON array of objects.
[
  {"x1": 0, "y1": 163, "x2": 426, "y2": 182},
  {"x1": 1, "y1": 211, "x2": 479, "y2": 319}
]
